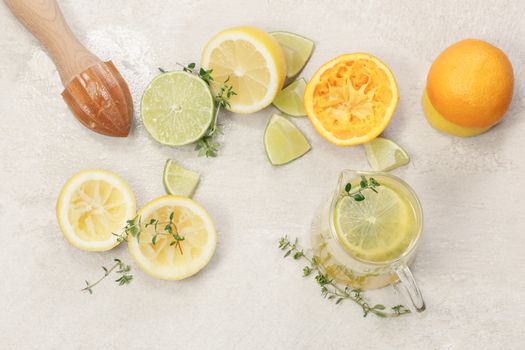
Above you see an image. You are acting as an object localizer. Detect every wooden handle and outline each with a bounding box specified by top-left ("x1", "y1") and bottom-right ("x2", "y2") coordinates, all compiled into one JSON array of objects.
[{"x1": 4, "y1": 0, "x2": 100, "y2": 85}]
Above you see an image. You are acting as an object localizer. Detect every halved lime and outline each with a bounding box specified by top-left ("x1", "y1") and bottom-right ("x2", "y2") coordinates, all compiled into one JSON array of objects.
[
  {"x1": 264, "y1": 114, "x2": 310, "y2": 165},
  {"x1": 334, "y1": 185, "x2": 412, "y2": 262},
  {"x1": 163, "y1": 159, "x2": 200, "y2": 197},
  {"x1": 272, "y1": 78, "x2": 307, "y2": 117},
  {"x1": 270, "y1": 31, "x2": 314, "y2": 78},
  {"x1": 364, "y1": 137, "x2": 410, "y2": 171},
  {"x1": 141, "y1": 71, "x2": 214, "y2": 146}
]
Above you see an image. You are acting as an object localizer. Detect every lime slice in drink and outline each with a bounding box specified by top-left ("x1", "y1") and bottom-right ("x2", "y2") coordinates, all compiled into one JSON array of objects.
[
  {"x1": 334, "y1": 185, "x2": 413, "y2": 262},
  {"x1": 270, "y1": 31, "x2": 314, "y2": 78},
  {"x1": 141, "y1": 71, "x2": 214, "y2": 146},
  {"x1": 163, "y1": 159, "x2": 200, "y2": 197},
  {"x1": 272, "y1": 78, "x2": 307, "y2": 117},
  {"x1": 364, "y1": 137, "x2": 410, "y2": 171},
  {"x1": 264, "y1": 114, "x2": 311, "y2": 165}
]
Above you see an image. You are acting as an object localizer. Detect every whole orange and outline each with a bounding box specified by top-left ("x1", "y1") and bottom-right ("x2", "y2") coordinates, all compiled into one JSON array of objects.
[{"x1": 424, "y1": 39, "x2": 513, "y2": 136}]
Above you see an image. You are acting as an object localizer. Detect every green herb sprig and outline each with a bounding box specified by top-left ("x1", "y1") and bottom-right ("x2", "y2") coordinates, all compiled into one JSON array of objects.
[
  {"x1": 84, "y1": 212, "x2": 185, "y2": 293},
  {"x1": 344, "y1": 176, "x2": 381, "y2": 202},
  {"x1": 172, "y1": 63, "x2": 237, "y2": 157},
  {"x1": 278, "y1": 236, "x2": 410, "y2": 318},
  {"x1": 112, "y1": 212, "x2": 185, "y2": 253},
  {"x1": 145, "y1": 212, "x2": 185, "y2": 254},
  {"x1": 81, "y1": 258, "x2": 132, "y2": 294}
]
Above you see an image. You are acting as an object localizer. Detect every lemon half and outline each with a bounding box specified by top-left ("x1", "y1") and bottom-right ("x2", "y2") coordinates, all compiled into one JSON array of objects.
[
  {"x1": 128, "y1": 196, "x2": 217, "y2": 280},
  {"x1": 201, "y1": 26, "x2": 286, "y2": 114},
  {"x1": 56, "y1": 169, "x2": 136, "y2": 251}
]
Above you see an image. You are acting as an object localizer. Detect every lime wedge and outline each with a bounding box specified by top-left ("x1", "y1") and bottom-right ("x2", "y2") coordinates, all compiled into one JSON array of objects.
[
  {"x1": 334, "y1": 185, "x2": 412, "y2": 262},
  {"x1": 141, "y1": 71, "x2": 214, "y2": 146},
  {"x1": 272, "y1": 78, "x2": 307, "y2": 117},
  {"x1": 364, "y1": 137, "x2": 410, "y2": 171},
  {"x1": 163, "y1": 159, "x2": 200, "y2": 197},
  {"x1": 270, "y1": 31, "x2": 314, "y2": 78},
  {"x1": 264, "y1": 114, "x2": 310, "y2": 165}
]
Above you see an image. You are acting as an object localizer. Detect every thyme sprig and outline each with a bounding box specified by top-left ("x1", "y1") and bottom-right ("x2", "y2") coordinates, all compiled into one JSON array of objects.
[
  {"x1": 175, "y1": 63, "x2": 237, "y2": 157},
  {"x1": 278, "y1": 236, "x2": 410, "y2": 318},
  {"x1": 145, "y1": 212, "x2": 185, "y2": 255},
  {"x1": 83, "y1": 212, "x2": 185, "y2": 293},
  {"x1": 81, "y1": 258, "x2": 132, "y2": 294},
  {"x1": 112, "y1": 213, "x2": 185, "y2": 254},
  {"x1": 344, "y1": 176, "x2": 381, "y2": 202}
]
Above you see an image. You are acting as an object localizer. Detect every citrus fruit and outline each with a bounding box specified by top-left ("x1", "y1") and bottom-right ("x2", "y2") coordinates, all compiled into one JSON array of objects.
[
  {"x1": 424, "y1": 39, "x2": 514, "y2": 136},
  {"x1": 56, "y1": 169, "x2": 136, "y2": 251},
  {"x1": 364, "y1": 137, "x2": 409, "y2": 172},
  {"x1": 264, "y1": 114, "x2": 310, "y2": 165},
  {"x1": 141, "y1": 71, "x2": 215, "y2": 146},
  {"x1": 304, "y1": 53, "x2": 399, "y2": 146},
  {"x1": 163, "y1": 159, "x2": 200, "y2": 197},
  {"x1": 128, "y1": 196, "x2": 217, "y2": 280},
  {"x1": 334, "y1": 183, "x2": 415, "y2": 262},
  {"x1": 272, "y1": 78, "x2": 307, "y2": 117},
  {"x1": 201, "y1": 26, "x2": 287, "y2": 114},
  {"x1": 270, "y1": 31, "x2": 314, "y2": 78}
]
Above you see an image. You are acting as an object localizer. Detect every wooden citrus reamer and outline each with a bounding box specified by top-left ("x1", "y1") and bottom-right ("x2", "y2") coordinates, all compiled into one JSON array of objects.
[{"x1": 4, "y1": 0, "x2": 133, "y2": 137}]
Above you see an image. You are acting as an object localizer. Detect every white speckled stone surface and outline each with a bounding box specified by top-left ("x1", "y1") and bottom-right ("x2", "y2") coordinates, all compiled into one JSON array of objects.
[{"x1": 1, "y1": 1, "x2": 524, "y2": 349}]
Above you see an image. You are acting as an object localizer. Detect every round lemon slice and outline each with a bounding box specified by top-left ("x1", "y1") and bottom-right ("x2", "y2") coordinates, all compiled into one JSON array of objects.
[
  {"x1": 56, "y1": 169, "x2": 136, "y2": 251},
  {"x1": 201, "y1": 26, "x2": 287, "y2": 114},
  {"x1": 334, "y1": 185, "x2": 414, "y2": 262},
  {"x1": 128, "y1": 196, "x2": 217, "y2": 280}
]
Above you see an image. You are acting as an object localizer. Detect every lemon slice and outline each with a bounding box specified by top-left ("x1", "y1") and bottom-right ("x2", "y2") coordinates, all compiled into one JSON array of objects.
[
  {"x1": 334, "y1": 185, "x2": 414, "y2": 262},
  {"x1": 201, "y1": 26, "x2": 287, "y2": 114},
  {"x1": 264, "y1": 113, "x2": 310, "y2": 165},
  {"x1": 56, "y1": 169, "x2": 136, "y2": 251},
  {"x1": 128, "y1": 196, "x2": 217, "y2": 280},
  {"x1": 270, "y1": 31, "x2": 314, "y2": 78},
  {"x1": 364, "y1": 137, "x2": 410, "y2": 171},
  {"x1": 272, "y1": 78, "x2": 307, "y2": 117},
  {"x1": 141, "y1": 71, "x2": 215, "y2": 146},
  {"x1": 163, "y1": 159, "x2": 200, "y2": 197}
]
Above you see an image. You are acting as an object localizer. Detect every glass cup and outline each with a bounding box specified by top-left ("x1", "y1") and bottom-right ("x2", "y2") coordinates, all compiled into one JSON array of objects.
[{"x1": 310, "y1": 170, "x2": 425, "y2": 312}]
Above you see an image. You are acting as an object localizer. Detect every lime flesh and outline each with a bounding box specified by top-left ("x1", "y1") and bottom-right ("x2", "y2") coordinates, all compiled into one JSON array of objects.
[
  {"x1": 163, "y1": 159, "x2": 200, "y2": 197},
  {"x1": 272, "y1": 78, "x2": 307, "y2": 117},
  {"x1": 270, "y1": 31, "x2": 314, "y2": 78},
  {"x1": 334, "y1": 183, "x2": 416, "y2": 262},
  {"x1": 364, "y1": 137, "x2": 410, "y2": 172},
  {"x1": 264, "y1": 114, "x2": 310, "y2": 165},
  {"x1": 141, "y1": 71, "x2": 214, "y2": 146}
]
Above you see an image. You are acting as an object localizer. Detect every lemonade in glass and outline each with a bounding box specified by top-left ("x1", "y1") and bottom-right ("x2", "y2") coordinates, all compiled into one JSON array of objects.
[{"x1": 310, "y1": 170, "x2": 425, "y2": 311}]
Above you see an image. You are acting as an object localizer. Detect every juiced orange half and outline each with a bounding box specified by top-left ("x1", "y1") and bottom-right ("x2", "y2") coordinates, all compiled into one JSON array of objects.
[{"x1": 304, "y1": 53, "x2": 399, "y2": 146}]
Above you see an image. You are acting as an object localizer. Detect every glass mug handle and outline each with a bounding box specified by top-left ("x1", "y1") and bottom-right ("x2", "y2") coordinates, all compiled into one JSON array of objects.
[{"x1": 393, "y1": 265, "x2": 426, "y2": 312}]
